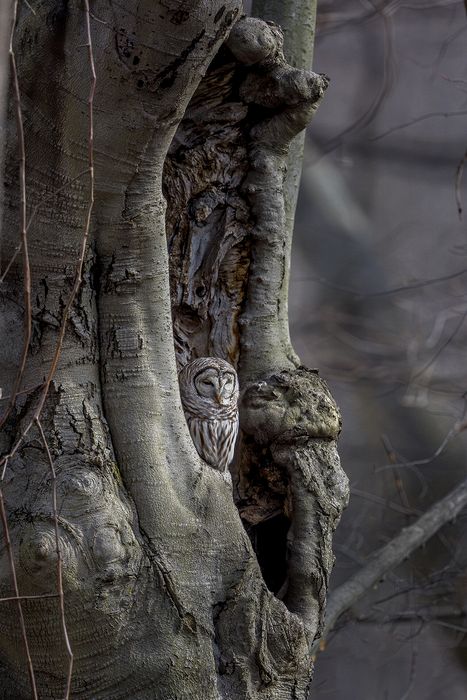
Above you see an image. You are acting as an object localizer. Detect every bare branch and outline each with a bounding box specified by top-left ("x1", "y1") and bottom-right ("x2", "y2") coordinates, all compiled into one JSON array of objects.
[
  {"x1": 0, "y1": 0, "x2": 12, "y2": 243},
  {"x1": 297, "y1": 267, "x2": 467, "y2": 298},
  {"x1": 316, "y1": 475, "x2": 467, "y2": 650},
  {"x1": 371, "y1": 109, "x2": 467, "y2": 142}
]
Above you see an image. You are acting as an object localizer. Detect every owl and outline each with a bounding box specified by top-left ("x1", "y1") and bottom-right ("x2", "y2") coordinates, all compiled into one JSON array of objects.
[{"x1": 178, "y1": 357, "x2": 239, "y2": 474}]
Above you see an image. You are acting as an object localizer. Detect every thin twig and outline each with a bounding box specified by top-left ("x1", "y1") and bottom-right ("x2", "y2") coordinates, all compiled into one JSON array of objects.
[
  {"x1": 432, "y1": 618, "x2": 467, "y2": 633},
  {"x1": 408, "y1": 308, "x2": 467, "y2": 383},
  {"x1": 0, "y1": 6, "x2": 96, "y2": 695},
  {"x1": 296, "y1": 267, "x2": 467, "y2": 298},
  {"x1": 22, "y1": 0, "x2": 36, "y2": 15},
  {"x1": 0, "y1": 593, "x2": 59, "y2": 603},
  {"x1": 319, "y1": 3, "x2": 396, "y2": 156},
  {"x1": 0, "y1": 489, "x2": 38, "y2": 698},
  {"x1": 0, "y1": 5, "x2": 37, "y2": 697},
  {"x1": 0, "y1": 242, "x2": 21, "y2": 283},
  {"x1": 381, "y1": 433, "x2": 412, "y2": 512},
  {"x1": 350, "y1": 487, "x2": 421, "y2": 517},
  {"x1": 36, "y1": 418, "x2": 73, "y2": 699},
  {"x1": 0, "y1": 0, "x2": 97, "y2": 476},
  {"x1": 371, "y1": 109, "x2": 467, "y2": 142},
  {"x1": 399, "y1": 640, "x2": 418, "y2": 700},
  {"x1": 376, "y1": 418, "x2": 467, "y2": 473},
  {"x1": 0, "y1": 382, "x2": 44, "y2": 402},
  {"x1": 0, "y1": 0, "x2": 32, "y2": 431},
  {"x1": 0, "y1": 593, "x2": 60, "y2": 603},
  {"x1": 0, "y1": 170, "x2": 88, "y2": 287},
  {"x1": 356, "y1": 606, "x2": 466, "y2": 626}
]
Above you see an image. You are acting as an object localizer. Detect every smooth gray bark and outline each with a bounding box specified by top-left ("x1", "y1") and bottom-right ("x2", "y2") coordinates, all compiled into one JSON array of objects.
[
  {"x1": 0, "y1": 3, "x2": 348, "y2": 699},
  {"x1": 251, "y1": 0, "x2": 317, "y2": 368},
  {"x1": 251, "y1": 0, "x2": 317, "y2": 222}
]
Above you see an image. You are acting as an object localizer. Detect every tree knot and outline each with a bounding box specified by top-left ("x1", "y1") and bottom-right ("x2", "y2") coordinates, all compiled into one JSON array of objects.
[{"x1": 239, "y1": 367, "x2": 341, "y2": 445}]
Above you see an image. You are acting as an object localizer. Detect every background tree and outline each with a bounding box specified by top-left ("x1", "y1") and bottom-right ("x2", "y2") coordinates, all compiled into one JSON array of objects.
[{"x1": 290, "y1": 2, "x2": 467, "y2": 697}]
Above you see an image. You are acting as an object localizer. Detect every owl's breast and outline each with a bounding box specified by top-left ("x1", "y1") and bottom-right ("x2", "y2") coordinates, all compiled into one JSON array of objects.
[{"x1": 187, "y1": 416, "x2": 239, "y2": 471}]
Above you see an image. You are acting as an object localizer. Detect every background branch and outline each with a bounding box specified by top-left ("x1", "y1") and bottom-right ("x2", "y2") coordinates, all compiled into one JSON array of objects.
[{"x1": 316, "y1": 474, "x2": 467, "y2": 651}]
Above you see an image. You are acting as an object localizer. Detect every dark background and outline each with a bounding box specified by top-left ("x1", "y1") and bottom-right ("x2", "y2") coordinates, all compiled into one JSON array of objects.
[{"x1": 286, "y1": 1, "x2": 467, "y2": 697}]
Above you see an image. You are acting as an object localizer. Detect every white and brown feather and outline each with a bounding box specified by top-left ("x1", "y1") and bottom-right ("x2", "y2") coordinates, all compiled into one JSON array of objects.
[{"x1": 179, "y1": 357, "x2": 239, "y2": 472}]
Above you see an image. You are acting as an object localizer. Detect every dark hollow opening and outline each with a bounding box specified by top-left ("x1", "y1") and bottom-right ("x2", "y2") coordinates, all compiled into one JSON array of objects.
[{"x1": 249, "y1": 514, "x2": 290, "y2": 595}]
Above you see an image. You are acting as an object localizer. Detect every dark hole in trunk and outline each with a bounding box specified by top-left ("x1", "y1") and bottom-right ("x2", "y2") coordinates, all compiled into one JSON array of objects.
[{"x1": 249, "y1": 513, "x2": 290, "y2": 595}]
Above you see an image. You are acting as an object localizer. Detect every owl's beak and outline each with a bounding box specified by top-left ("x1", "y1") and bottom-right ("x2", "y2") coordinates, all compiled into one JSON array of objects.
[{"x1": 215, "y1": 393, "x2": 222, "y2": 405}]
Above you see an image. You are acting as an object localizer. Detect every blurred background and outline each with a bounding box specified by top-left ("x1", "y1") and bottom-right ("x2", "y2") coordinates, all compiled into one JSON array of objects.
[{"x1": 284, "y1": 1, "x2": 467, "y2": 697}]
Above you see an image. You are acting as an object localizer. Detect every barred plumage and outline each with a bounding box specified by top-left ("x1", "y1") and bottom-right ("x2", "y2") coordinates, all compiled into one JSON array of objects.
[{"x1": 178, "y1": 357, "x2": 239, "y2": 473}]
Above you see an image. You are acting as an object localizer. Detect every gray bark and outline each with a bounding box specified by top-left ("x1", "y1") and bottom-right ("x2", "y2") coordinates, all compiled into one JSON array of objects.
[
  {"x1": 0, "y1": 0, "x2": 13, "y2": 252},
  {"x1": 0, "y1": 3, "x2": 348, "y2": 699},
  {"x1": 251, "y1": 0, "x2": 317, "y2": 224},
  {"x1": 250, "y1": 0, "x2": 317, "y2": 361}
]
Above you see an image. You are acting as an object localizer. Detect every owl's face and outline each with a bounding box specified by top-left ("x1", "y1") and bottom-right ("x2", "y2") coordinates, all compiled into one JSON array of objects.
[
  {"x1": 179, "y1": 357, "x2": 239, "y2": 420},
  {"x1": 194, "y1": 366, "x2": 237, "y2": 406}
]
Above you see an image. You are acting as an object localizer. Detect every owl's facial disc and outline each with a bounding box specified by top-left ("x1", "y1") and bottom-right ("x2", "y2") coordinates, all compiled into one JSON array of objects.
[
  {"x1": 192, "y1": 365, "x2": 238, "y2": 406},
  {"x1": 194, "y1": 368, "x2": 220, "y2": 401}
]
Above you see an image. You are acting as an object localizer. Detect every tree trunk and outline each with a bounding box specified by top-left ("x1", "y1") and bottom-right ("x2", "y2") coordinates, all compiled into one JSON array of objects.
[{"x1": 0, "y1": 3, "x2": 348, "y2": 698}]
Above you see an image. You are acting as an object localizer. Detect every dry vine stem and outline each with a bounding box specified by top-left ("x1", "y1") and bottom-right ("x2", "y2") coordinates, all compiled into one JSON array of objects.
[
  {"x1": 36, "y1": 418, "x2": 73, "y2": 699},
  {"x1": 0, "y1": 0, "x2": 31, "y2": 432},
  {"x1": 0, "y1": 4, "x2": 96, "y2": 459},
  {"x1": 0, "y1": 2, "x2": 96, "y2": 698},
  {"x1": 0, "y1": 491, "x2": 37, "y2": 698}
]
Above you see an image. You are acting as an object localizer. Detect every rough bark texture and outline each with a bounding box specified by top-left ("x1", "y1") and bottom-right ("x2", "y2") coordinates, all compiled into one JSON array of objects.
[{"x1": 0, "y1": 3, "x2": 348, "y2": 699}]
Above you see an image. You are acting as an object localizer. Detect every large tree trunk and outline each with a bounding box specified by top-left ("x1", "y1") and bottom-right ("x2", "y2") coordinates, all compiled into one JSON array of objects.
[{"x1": 0, "y1": 3, "x2": 348, "y2": 698}]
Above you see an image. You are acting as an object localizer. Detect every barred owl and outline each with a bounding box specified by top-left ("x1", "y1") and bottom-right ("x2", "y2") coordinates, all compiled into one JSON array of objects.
[{"x1": 178, "y1": 357, "x2": 239, "y2": 473}]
